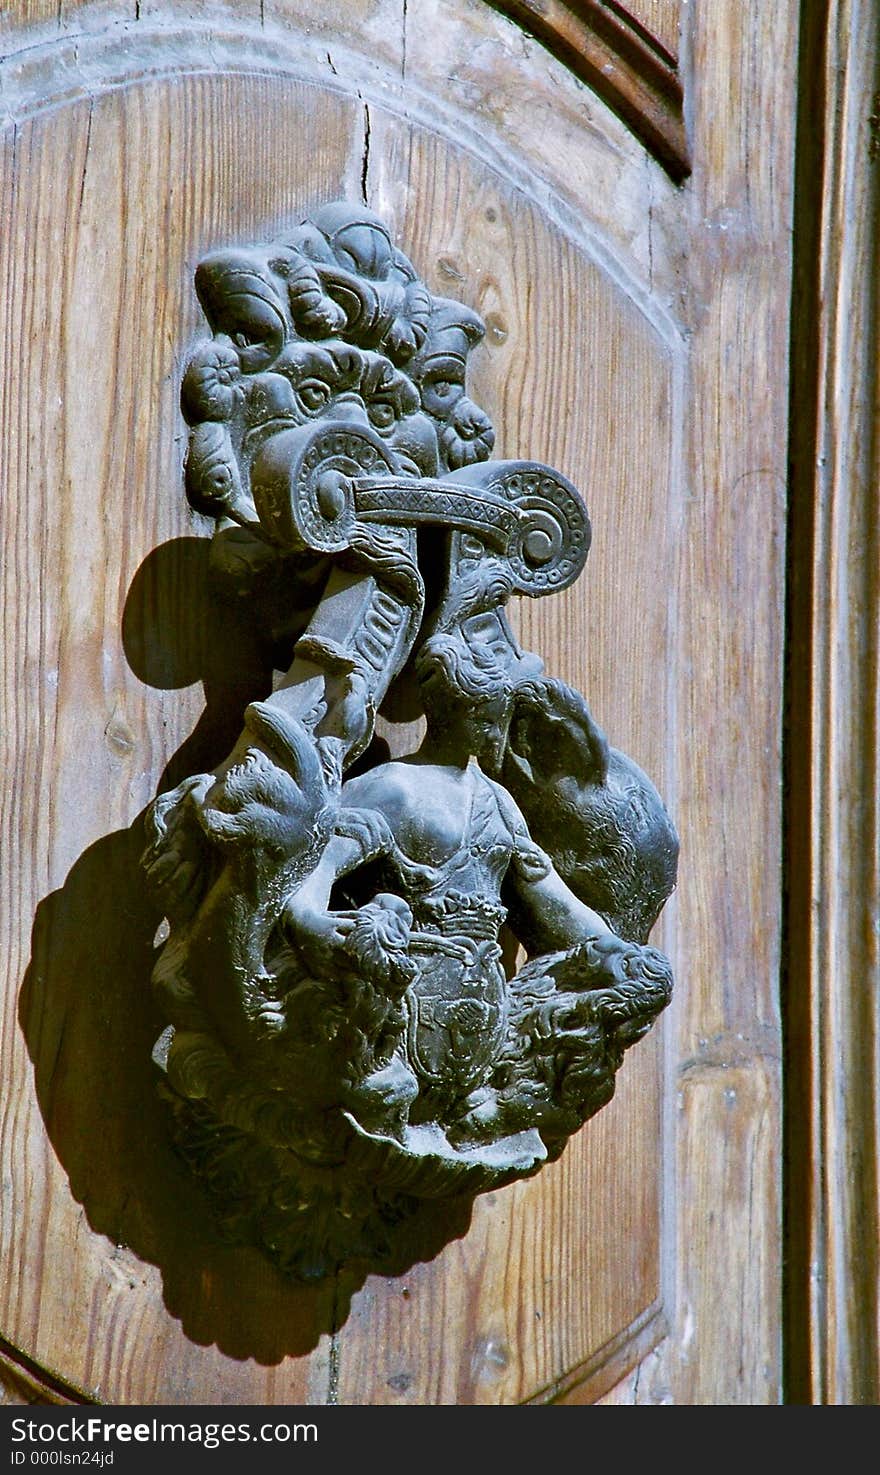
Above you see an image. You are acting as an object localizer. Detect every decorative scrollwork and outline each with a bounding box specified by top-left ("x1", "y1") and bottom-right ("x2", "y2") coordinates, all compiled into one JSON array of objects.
[{"x1": 144, "y1": 200, "x2": 678, "y2": 1280}]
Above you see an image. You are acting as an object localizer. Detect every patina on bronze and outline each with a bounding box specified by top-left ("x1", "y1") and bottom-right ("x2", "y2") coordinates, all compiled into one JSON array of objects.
[{"x1": 143, "y1": 201, "x2": 679, "y2": 1279}]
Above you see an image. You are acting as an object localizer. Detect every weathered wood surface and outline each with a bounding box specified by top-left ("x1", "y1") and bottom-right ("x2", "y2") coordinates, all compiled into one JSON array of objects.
[
  {"x1": 644, "y1": 0, "x2": 794, "y2": 1405},
  {"x1": 490, "y1": 0, "x2": 689, "y2": 180},
  {"x1": 785, "y1": 0, "x2": 880, "y2": 1406},
  {"x1": 564, "y1": 0, "x2": 797, "y2": 1403},
  {"x1": 627, "y1": 0, "x2": 681, "y2": 58},
  {"x1": 0, "y1": 0, "x2": 682, "y2": 61},
  {"x1": 0, "y1": 0, "x2": 796, "y2": 1403},
  {"x1": 334, "y1": 113, "x2": 672, "y2": 1406}
]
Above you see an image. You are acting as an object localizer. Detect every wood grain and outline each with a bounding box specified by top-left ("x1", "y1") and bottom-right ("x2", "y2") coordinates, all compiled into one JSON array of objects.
[
  {"x1": 628, "y1": 0, "x2": 796, "y2": 1405},
  {"x1": 490, "y1": 0, "x2": 689, "y2": 180},
  {"x1": 621, "y1": 0, "x2": 682, "y2": 61},
  {"x1": 0, "y1": 0, "x2": 800, "y2": 1404},
  {"x1": 0, "y1": 14, "x2": 673, "y2": 1404},
  {"x1": 784, "y1": 0, "x2": 880, "y2": 1406},
  {"x1": 0, "y1": 1, "x2": 686, "y2": 178},
  {"x1": 559, "y1": 0, "x2": 798, "y2": 1407}
]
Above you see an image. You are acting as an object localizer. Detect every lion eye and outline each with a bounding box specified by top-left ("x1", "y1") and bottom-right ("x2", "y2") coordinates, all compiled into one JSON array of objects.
[
  {"x1": 368, "y1": 400, "x2": 396, "y2": 430},
  {"x1": 297, "y1": 380, "x2": 331, "y2": 413}
]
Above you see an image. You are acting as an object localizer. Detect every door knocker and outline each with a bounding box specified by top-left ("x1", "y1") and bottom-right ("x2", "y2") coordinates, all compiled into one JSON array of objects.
[{"x1": 143, "y1": 201, "x2": 678, "y2": 1279}]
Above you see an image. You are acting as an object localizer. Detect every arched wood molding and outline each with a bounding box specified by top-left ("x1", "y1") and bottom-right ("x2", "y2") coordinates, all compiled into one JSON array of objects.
[
  {"x1": 490, "y1": 0, "x2": 689, "y2": 182},
  {"x1": 0, "y1": 1335, "x2": 96, "y2": 1407}
]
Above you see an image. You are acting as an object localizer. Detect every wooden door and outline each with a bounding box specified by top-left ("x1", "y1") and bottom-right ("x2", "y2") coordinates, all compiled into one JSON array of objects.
[{"x1": 0, "y1": 0, "x2": 803, "y2": 1404}]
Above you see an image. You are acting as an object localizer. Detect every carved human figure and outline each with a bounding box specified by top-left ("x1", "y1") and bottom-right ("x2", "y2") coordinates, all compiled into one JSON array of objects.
[{"x1": 279, "y1": 619, "x2": 667, "y2": 1152}]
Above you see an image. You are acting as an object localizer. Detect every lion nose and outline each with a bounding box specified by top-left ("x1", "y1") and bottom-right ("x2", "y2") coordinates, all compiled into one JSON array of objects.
[{"x1": 325, "y1": 393, "x2": 369, "y2": 427}]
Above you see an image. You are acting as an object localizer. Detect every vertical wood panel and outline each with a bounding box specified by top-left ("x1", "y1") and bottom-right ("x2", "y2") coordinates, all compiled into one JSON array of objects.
[
  {"x1": 785, "y1": 0, "x2": 880, "y2": 1406},
  {"x1": 640, "y1": 0, "x2": 794, "y2": 1405},
  {"x1": 567, "y1": 0, "x2": 797, "y2": 1408}
]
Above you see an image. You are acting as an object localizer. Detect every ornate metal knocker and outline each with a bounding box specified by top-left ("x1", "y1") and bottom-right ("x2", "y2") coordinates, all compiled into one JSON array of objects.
[{"x1": 143, "y1": 201, "x2": 678, "y2": 1279}]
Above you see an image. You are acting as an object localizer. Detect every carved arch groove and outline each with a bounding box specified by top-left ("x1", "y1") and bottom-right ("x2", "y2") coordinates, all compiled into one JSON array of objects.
[{"x1": 489, "y1": 0, "x2": 689, "y2": 181}]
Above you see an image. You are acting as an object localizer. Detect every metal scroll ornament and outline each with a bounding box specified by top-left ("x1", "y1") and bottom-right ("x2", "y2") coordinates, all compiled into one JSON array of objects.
[{"x1": 144, "y1": 202, "x2": 679, "y2": 1278}]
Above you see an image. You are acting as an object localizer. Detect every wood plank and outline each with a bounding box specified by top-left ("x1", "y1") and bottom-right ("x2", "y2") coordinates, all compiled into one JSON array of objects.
[
  {"x1": 671, "y1": 1065, "x2": 779, "y2": 1403},
  {"x1": 631, "y1": 0, "x2": 797, "y2": 1405},
  {"x1": 785, "y1": 0, "x2": 880, "y2": 1406},
  {"x1": 562, "y1": 0, "x2": 796, "y2": 1410},
  {"x1": 590, "y1": 1085, "x2": 781, "y2": 1403},
  {"x1": 0, "y1": 4, "x2": 680, "y2": 1407}
]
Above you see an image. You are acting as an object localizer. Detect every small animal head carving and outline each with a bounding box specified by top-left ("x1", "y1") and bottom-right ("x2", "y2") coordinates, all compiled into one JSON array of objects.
[
  {"x1": 410, "y1": 298, "x2": 495, "y2": 471},
  {"x1": 198, "y1": 702, "x2": 330, "y2": 860},
  {"x1": 500, "y1": 678, "x2": 679, "y2": 942}
]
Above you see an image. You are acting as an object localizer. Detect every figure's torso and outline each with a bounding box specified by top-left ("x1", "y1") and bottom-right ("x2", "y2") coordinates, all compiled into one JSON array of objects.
[{"x1": 342, "y1": 758, "x2": 526, "y2": 913}]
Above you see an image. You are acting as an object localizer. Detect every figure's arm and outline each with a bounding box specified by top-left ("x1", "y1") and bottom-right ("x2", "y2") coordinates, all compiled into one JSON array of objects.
[
  {"x1": 493, "y1": 780, "x2": 614, "y2": 957},
  {"x1": 281, "y1": 801, "x2": 394, "y2": 972},
  {"x1": 507, "y1": 863, "x2": 614, "y2": 959}
]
